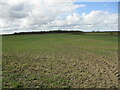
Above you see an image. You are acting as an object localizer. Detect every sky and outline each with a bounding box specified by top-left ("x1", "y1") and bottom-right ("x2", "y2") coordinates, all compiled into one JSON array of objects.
[{"x1": 0, "y1": 0, "x2": 119, "y2": 34}]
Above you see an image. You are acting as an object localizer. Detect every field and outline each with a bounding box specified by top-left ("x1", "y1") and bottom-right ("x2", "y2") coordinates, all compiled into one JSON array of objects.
[{"x1": 2, "y1": 33, "x2": 119, "y2": 88}]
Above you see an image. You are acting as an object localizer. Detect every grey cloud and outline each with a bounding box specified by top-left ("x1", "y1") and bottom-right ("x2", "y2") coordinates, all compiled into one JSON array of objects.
[
  {"x1": 0, "y1": 2, "x2": 32, "y2": 20},
  {"x1": 9, "y1": 10, "x2": 29, "y2": 19}
]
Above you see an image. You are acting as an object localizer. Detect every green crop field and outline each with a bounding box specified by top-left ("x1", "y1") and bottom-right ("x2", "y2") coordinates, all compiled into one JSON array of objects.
[{"x1": 2, "y1": 34, "x2": 119, "y2": 88}]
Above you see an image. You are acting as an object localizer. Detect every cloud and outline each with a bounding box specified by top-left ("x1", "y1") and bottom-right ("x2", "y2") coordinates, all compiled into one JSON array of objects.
[
  {"x1": 78, "y1": 4, "x2": 86, "y2": 7},
  {"x1": 0, "y1": 0, "x2": 118, "y2": 34},
  {"x1": 1, "y1": 0, "x2": 84, "y2": 33},
  {"x1": 45, "y1": 10, "x2": 118, "y2": 31}
]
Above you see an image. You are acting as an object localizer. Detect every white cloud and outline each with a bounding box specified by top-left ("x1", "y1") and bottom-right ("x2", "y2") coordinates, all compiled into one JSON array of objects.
[
  {"x1": 0, "y1": 0, "x2": 118, "y2": 34},
  {"x1": 78, "y1": 4, "x2": 86, "y2": 7},
  {"x1": 45, "y1": 11, "x2": 118, "y2": 31}
]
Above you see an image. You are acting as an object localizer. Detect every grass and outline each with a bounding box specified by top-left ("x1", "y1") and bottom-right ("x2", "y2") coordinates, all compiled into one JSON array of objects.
[{"x1": 2, "y1": 33, "x2": 119, "y2": 88}]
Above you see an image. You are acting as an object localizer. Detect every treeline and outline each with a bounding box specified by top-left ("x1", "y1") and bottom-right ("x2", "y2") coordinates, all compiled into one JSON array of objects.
[
  {"x1": 13, "y1": 30, "x2": 85, "y2": 35},
  {"x1": 2, "y1": 30, "x2": 120, "y2": 36}
]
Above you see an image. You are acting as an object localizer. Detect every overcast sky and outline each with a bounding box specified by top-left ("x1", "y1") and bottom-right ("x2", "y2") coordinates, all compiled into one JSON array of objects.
[{"x1": 0, "y1": 0, "x2": 118, "y2": 34}]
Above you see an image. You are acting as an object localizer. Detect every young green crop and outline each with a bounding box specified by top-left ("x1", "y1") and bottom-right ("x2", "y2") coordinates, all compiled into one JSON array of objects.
[{"x1": 2, "y1": 34, "x2": 118, "y2": 88}]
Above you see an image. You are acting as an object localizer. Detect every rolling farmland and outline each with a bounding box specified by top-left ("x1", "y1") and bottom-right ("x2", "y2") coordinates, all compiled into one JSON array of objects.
[{"x1": 2, "y1": 33, "x2": 119, "y2": 88}]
